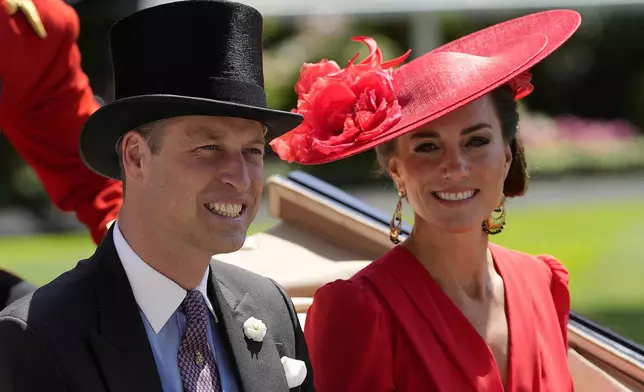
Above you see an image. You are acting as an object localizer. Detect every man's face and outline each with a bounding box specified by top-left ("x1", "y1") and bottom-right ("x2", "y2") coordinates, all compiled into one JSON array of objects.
[{"x1": 124, "y1": 115, "x2": 265, "y2": 256}]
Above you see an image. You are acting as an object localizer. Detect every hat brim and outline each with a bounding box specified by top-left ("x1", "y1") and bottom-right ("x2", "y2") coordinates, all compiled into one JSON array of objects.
[
  {"x1": 289, "y1": 9, "x2": 581, "y2": 165},
  {"x1": 80, "y1": 94, "x2": 303, "y2": 180}
]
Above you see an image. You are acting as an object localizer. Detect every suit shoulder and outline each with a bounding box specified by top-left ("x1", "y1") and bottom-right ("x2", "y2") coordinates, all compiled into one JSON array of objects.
[
  {"x1": 211, "y1": 259, "x2": 297, "y2": 339},
  {"x1": 212, "y1": 258, "x2": 279, "y2": 291},
  {"x1": 213, "y1": 258, "x2": 265, "y2": 278},
  {"x1": 0, "y1": 258, "x2": 97, "y2": 329}
]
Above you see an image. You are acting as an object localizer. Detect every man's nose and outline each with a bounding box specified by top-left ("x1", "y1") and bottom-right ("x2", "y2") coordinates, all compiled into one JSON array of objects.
[{"x1": 219, "y1": 152, "x2": 252, "y2": 192}]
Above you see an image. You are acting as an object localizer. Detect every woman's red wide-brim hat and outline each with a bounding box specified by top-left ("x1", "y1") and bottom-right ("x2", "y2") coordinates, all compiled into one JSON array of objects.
[{"x1": 270, "y1": 10, "x2": 582, "y2": 165}]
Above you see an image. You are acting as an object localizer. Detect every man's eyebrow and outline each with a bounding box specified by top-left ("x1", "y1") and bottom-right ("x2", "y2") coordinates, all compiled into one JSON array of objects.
[{"x1": 186, "y1": 126, "x2": 222, "y2": 140}]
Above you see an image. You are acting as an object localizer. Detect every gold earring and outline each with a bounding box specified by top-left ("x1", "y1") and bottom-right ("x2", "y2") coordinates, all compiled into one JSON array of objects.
[
  {"x1": 482, "y1": 197, "x2": 506, "y2": 235},
  {"x1": 389, "y1": 190, "x2": 405, "y2": 244}
]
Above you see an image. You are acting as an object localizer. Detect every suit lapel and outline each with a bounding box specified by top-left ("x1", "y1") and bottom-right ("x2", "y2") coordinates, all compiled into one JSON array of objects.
[
  {"x1": 89, "y1": 227, "x2": 163, "y2": 392},
  {"x1": 209, "y1": 261, "x2": 289, "y2": 392}
]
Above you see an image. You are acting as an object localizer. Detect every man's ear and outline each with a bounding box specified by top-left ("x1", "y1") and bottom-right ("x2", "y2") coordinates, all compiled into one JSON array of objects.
[{"x1": 121, "y1": 131, "x2": 149, "y2": 185}]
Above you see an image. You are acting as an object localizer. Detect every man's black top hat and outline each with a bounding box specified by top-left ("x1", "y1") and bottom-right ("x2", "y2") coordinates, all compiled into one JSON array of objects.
[{"x1": 80, "y1": 0, "x2": 303, "y2": 180}]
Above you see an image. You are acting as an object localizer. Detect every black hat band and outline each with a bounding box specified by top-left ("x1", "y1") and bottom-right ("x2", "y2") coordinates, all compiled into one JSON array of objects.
[{"x1": 115, "y1": 76, "x2": 267, "y2": 108}]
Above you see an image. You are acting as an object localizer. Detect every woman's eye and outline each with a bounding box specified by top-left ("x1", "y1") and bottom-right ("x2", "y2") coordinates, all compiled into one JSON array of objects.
[
  {"x1": 468, "y1": 137, "x2": 490, "y2": 147},
  {"x1": 200, "y1": 145, "x2": 219, "y2": 151},
  {"x1": 414, "y1": 143, "x2": 438, "y2": 153}
]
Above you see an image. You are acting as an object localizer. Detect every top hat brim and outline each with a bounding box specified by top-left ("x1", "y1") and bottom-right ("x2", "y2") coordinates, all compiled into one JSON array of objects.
[
  {"x1": 80, "y1": 95, "x2": 303, "y2": 180},
  {"x1": 276, "y1": 9, "x2": 581, "y2": 165}
]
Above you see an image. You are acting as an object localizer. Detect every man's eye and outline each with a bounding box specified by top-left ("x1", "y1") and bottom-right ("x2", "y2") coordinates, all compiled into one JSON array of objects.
[{"x1": 245, "y1": 148, "x2": 265, "y2": 155}]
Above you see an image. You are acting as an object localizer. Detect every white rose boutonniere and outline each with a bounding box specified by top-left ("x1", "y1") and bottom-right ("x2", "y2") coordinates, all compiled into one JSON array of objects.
[{"x1": 243, "y1": 317, "x2": 267, "y2": 342}]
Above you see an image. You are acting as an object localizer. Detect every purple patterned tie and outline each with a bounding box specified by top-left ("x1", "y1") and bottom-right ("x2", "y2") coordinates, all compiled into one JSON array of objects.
[{"x1": 178, "y1": 290, "x2": 222, "y2": 392}]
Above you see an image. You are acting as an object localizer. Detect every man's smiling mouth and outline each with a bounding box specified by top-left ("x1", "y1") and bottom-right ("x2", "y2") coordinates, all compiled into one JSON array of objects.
[{"x1": 205, "y1": 202, "x2": 246, "y2": 218}]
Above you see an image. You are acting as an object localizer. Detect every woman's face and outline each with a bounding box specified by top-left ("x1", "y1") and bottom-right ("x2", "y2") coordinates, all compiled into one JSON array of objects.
[{"x1": 388, "y1": 94, "x2": 512, "y2": 234}]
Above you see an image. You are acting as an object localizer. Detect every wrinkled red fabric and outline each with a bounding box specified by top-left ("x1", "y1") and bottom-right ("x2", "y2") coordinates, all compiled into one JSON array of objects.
[
  {"x1": 1, "y1": 0, "x2": 122, "y2": 244},
  {"x1": 270, "y1": 36, "x2": 410, "y2": 163}
]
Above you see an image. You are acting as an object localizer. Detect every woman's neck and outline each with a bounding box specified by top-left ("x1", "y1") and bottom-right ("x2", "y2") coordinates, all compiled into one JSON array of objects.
[{"x1": 403, "y1": 219, "x2": 494, "y2": 301}]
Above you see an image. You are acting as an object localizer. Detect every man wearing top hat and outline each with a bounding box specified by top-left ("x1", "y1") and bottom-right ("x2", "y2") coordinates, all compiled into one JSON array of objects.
[{"x1": 0, "y1": 1, "x2": 314, "y2": 391}]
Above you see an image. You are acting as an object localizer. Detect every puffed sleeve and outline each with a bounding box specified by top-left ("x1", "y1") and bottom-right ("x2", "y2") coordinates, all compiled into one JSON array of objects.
[
  {"x1": 304, "y1": 279, "x2": 395, "y2": 392},
  {"x1": 537, "y1": 254, "x2": 571, "y2": 347}
]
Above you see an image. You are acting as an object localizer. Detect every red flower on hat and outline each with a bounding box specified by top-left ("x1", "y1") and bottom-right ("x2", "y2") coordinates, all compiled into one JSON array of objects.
[
  {"x1": 269, "y1": 36, "x2": 411, "y2": 163},
  {"x1": 508, "y1": 70, "x2": 534, "y2": 100}
]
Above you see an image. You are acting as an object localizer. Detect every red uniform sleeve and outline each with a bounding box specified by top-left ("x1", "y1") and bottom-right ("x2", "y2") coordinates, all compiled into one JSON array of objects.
[
  {"x1": 0, "y1": 0, "x2": 122, "y2": 244},
  {"x1": 304, "y1": 279, "x2": 395, "y2": 392},
  {"x1": 537, "y1": 254, "x2": 571, "y2": 348}
]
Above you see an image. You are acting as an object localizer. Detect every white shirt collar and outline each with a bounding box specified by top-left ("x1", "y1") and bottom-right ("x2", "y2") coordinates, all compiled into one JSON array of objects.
[{"x1": 113, "y1": 221, "x2": 216, "y2": 334}]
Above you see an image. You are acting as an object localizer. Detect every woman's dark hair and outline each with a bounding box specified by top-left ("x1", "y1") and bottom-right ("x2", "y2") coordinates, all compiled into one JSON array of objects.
[{"x1": 374, "y1": 84, "x2": 529, "y2": 197}]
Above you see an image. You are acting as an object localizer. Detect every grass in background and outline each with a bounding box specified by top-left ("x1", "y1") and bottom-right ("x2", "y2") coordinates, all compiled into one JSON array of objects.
[
  {"x1": 495, "y1": 198, "x2": 644, "y2": 343},
  {"x1": 0, "y1": 222, "x2": 275, "y2": 287},
  {"x1": 0, "y1": 198, "x2": 642, "y2": 344}
]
